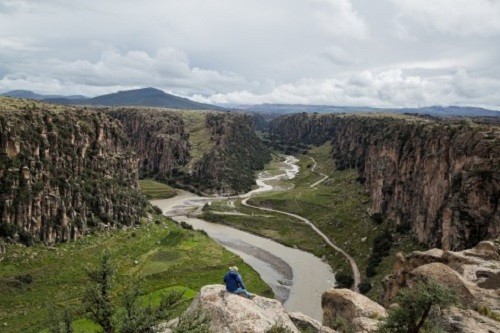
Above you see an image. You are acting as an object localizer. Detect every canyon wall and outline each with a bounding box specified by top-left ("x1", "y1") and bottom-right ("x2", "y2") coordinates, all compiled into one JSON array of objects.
[
  {"x1": 269, "y1": 113, "x2": 499, "y2": 250},
  {"x1": 0, "y1": 99, "x2": 148, "y2": 244},
  {"x1": 106, "y1": 108, "x2": 270, "y2": 195},
  {"x1": 106, "y1": 108, "x2": 190, "y2": 179}
]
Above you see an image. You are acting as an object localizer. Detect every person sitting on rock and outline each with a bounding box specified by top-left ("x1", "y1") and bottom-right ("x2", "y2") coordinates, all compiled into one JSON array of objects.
[{"x1": 223, "y1": 266, "x2": 255, "y2": 299}]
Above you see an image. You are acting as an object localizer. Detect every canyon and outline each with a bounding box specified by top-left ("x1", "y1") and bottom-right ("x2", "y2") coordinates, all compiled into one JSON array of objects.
[{"x1": 269, "y1": 113, "x2": 499, "y2": 250}]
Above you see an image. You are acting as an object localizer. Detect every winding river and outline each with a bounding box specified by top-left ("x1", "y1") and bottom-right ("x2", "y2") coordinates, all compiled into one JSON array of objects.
[{"x1": 152, "y1": 156, "x2": 336, "y2": 320}]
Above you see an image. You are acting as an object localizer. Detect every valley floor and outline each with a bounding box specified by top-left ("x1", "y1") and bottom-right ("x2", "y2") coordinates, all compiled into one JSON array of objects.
[{"x1": 201, "y1": 143, "x2": 424, "y2": 300}]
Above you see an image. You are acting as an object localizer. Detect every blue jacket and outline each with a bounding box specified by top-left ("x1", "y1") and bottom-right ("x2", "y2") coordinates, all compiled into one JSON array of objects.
[{"x1": 223, "y1": 271, "x2": 245, "y2": 292}]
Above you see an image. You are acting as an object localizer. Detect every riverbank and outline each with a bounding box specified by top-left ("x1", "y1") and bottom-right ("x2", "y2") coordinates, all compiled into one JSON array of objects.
[{"x1": 152, "y1": 155, "x2": 338, "y2": 320}]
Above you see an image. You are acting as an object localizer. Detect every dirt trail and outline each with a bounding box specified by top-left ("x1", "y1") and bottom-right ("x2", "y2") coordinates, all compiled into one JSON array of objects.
[
  {"x1": 241, "y1": 157, "x2": 361, "y2": 292},
  {"x1": 308, "y1": 157, "x2": 329, "y2": 188}
]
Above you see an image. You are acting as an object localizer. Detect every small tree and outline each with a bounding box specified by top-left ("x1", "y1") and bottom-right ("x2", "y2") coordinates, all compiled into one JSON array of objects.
[
  {"x1": 377, "y1": 281, "x2": 458, "y2": 333},
  {"x1": 46, "y1": 306, "x2": 73, "y2": 333},
  {"x1": 120, "y1": 283, "x2": 183, "y2": 333},
  {"x1": 83, "y1": 249, "x2": 116, "y2": 333}
]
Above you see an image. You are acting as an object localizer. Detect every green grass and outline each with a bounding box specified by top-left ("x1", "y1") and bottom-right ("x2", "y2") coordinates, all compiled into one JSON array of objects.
[
  {"x1": 202, "y1": 143, "x2": 423, "y2": 300},
  {"x1": 179, "y1": 110, "x2": 214, "y2": 170},
  {"x1": 139, "y1": 179, "x2": 177, "y2": 199},
  {"x1": 0, "y1": 215, "x2": 272, "y2": 333}
]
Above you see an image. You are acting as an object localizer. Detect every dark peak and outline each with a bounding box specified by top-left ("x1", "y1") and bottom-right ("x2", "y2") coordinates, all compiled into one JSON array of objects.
[{"x1": 117, "y1": 87, "x2": 164, "y2": 94}]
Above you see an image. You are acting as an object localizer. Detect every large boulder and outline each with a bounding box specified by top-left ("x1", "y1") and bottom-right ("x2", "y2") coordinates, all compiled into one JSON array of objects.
[
  {"x1": 180, "y1": 285, "x2": 299, "y2": 333},
  {"x1": 382, "y1": 240, "x2": 500, "y2": 309},
  {"x1": 409, "y1": 262, "x2": 475, "y2": 305},
  {"x1": 322, "y1": 288, "x2": 386, "y2": 333}
]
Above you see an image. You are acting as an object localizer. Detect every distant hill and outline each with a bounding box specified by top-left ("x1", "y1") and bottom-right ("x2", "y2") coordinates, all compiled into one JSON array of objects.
[
  {"x1": 238, "y1": 104, "x2": 500, "y2": 117},
  {"x1": 1, "y1": 90, "x2": 87, "y2": 100},
  {"x1": 45, "y1": 87, "x2": 224, "y2": 110}
]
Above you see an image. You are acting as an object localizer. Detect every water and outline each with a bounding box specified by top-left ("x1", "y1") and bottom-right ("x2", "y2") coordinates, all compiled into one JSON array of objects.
[{"x1": 151, "y1": 155, "x2": 335, "y2": 320}]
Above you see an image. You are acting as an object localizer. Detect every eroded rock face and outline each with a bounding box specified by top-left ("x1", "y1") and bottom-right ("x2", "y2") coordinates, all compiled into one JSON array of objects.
[
  {"x1": 178, "y1": 285, "x2": 336, "y2": 333},
  {"x1": 106, "y1": 108, "x2": 190, "y2": 179},
  {"x1": 321, "y1": 288, "x2": 387, "y2": 333},
  {"x1": 382, "y1": 240, "x2": 500, "y2": 313},
  {"x1": 269, "y1": 113, "x2": 499, "y2": 250},
  {"x1": 0, "y1": 102, "x2": 148, "y2": 244}
]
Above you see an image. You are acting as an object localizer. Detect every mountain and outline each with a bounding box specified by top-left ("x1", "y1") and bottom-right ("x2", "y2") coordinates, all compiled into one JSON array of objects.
[
  {"x1": 1, "y1": 90, "x2": 87, "y2": 100},
  {"x1": 238, "y1": 103, "x2": 500, "y2": 117},
  {"x1": 46, "y1": 87, "x2": 224, "y2": 110}
]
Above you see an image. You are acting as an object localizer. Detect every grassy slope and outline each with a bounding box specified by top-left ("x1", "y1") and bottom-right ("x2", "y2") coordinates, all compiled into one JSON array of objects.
[
  {"x1": 139, "y1": 179, "x2": 177, "y2": 199},
  {"x1": 179, "y1": 110, "x2": 214, "y2": 172},
  {"x1": 0, "y1": 215, "x2": 272, "y2": 333},
  {"x1": 202, "y1": 143, "x2": 423, "y2": 301}
]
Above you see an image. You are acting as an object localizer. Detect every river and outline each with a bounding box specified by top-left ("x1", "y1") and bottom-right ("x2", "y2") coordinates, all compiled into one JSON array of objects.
[{"x1": 151, "y1": 156, "x2": 335, "y2": 320}]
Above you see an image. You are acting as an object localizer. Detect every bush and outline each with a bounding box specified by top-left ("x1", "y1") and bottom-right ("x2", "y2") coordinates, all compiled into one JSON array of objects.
[
  {"x1": 265, "y1": 323, "x2": 294, "y2": 333},
  {"x1": 152, "y1": 205, "x2": 162, "y2": 215},
  {"x1": 180, "y1": 221, "x2": 193, "y2": 230},
  {"x1": 358, "y1": 280, "x2": 372, "y2": 294},
  {"x1": 335, "y1": 271, "x2": 354, "y2": 289}
]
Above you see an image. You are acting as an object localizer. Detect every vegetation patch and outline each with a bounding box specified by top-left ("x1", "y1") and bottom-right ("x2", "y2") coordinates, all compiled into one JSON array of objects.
[
  {"x1": 0, "y1": 215, "x2": 272, "y2": 333},
  {"x1": 139, "y1": 179, "x2": 177, "y2": 199}
]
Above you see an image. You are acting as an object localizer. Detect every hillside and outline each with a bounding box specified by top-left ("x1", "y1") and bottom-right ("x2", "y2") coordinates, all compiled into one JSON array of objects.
[
  {"x1": 268, "y1": 113, "x2": 499, "y2": 250},
  {"x1": 45, "y1": 87, "x2": 223, "y2": 110},
  {"x1": 0, "y1": 97, "x2": 149, "y2": 244}
]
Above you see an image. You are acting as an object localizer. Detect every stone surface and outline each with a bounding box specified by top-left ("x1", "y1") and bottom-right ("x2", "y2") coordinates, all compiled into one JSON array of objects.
[
  {"x1": 288, "y1": 312, "x2": 336, "y2": 333},
  {"x1": 321, "y1": 288, "x2": 386, "y2": 332},
  {"x1": 382, "y1": 241, "x2": 500, "y2": 309},
  {"x1": 443, "y1": 307, "x2": 500, "y2": 333},
  {"x1": 409, "y1": 262, "x2": 476, "y2": 305},
  {"x1": 182, "y1": 284, "x2": 299, "y2": 333}
]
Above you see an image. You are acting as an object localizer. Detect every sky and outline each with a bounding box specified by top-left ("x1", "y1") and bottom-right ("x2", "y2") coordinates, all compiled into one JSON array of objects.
[{"x1": 1, "y1": 0, "x2": 500, "y2": 108}]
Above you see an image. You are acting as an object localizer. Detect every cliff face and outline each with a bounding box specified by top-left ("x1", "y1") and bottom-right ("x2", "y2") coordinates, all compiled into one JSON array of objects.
[
  {"x1": 0, "y1": 99, "x2": 148, "y2": 244},
  {"x1": 107, "y1": 108, "x2": 270, "y2": 195},
  {"x1": 269, "y1": 113, "x2": 499, "y2": 250},
  {"x1": 106, "y1": 108, "x2": 190, "y2": 179}
]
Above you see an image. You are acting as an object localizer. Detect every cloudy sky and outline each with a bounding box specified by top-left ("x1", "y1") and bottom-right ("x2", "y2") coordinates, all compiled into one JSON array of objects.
[{"x1": 1, "y1": 0, "x2": 499, "y2": 108}]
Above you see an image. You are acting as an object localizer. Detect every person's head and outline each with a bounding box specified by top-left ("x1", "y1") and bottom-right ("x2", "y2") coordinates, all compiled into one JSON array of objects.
[{"x1": 229, "y1": 266, "x2": 238, "y2": 272}]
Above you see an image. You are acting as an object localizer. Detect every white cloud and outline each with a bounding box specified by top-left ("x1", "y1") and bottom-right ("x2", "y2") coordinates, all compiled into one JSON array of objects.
[
  {"x1": 390, "y1": 0, "x2": 500, "y2": 37},
  {"x1": 0, "y1": 0, "x2": 499, "y2": 108},
  {"x1": 2, "y1": 48, "x2": 247, "y2": 95},
  {"x1": 309, "y1": 0, "x2": 368, "y2": 39},
  {"x1": 192, "y1": 68, "x2": 500, "y2": 109}
]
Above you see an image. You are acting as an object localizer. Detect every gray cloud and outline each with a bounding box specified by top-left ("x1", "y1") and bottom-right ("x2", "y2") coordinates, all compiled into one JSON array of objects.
[{"x1": 0, "y1": 0, "x2": 499, "y2": 109}]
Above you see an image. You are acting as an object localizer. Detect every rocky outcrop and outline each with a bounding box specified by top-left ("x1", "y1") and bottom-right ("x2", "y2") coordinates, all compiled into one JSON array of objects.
[
  {"x1": 269, "y1": 113, "x2": 499, "y2": 250},
  {"x1": 321, "y1": 288, "x2": 387, "y2": 333},
  {"x1": 176, "y1": 285, "x2": 335, "y2": 333},
  {"x1": 0, "y1": 99, "x2": 148, "y2": 244},
  {"x1": 382, "y1": 240, "x2": 500, "y2": 313}
]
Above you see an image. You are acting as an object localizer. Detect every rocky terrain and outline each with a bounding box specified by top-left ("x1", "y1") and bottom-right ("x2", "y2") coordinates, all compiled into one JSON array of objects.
[
  {"x1": 0, "y1": 97, "x2": 148, "y2": 244},
  {"x1": 163, "y1": 284, "x2": 335, "y2": 333},
  {"x1": 173, "y1": 241, "x2": 499, "y2": 333},
  {"x1": 106, "y1": 108, "x2": 270, "y2": 194},
  {"x1": 322, "y1": 240, "x2": 500, "y2": 332},
  {"x1": 269, "y1": 113, "x2": 499, "y2": 250}
]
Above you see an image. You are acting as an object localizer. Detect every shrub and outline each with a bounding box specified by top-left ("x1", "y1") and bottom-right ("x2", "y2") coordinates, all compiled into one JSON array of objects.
[
  {"x1": 358, "y1": 280, "x2": 372, "y2": 294},
  {"x1": 335, "y1": 271, "x2": 354, "y2": 289},
  {"x1": 376, "y1": 281, "x2": 458, "y2": 333},
  {"x1": 180, "y1": 221, "x2": 193, "y2": 230}
]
